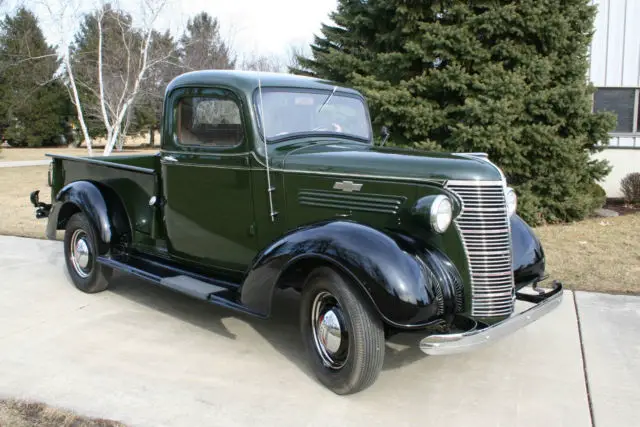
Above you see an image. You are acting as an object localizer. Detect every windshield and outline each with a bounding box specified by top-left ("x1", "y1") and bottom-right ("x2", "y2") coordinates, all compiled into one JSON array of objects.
[{"x1": 256, "y1": 89, "x2": 371, "y2": 142}]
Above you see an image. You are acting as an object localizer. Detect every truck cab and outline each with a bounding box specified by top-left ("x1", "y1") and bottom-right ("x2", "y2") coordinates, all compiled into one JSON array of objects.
[{"x1": 32, "y1": 70, "x2": 562, "y2": 395}]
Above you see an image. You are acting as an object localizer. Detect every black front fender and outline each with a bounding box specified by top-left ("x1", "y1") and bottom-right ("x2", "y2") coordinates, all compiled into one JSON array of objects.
[
  {"x1": 47, "y1": 181, "x2": 130, "y2": 245},
  {"x1": 511, "y1": 214, "x2": 546, "y2": 289},
  {"x1": 240, "y1": 221, "x2": 463, "y2": 328}
]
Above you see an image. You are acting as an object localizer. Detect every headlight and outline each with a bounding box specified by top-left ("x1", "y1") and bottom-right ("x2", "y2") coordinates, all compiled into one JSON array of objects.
[
  {"x1": 505, "y1": 187, "x2": 517, "y2": 217},
  {"x1": 430, "y1": 195, "x2": 453, "y2": 233}
]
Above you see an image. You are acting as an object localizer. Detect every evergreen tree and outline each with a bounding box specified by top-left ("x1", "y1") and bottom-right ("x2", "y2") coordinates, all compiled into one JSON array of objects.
[
  {"x1": 179, "y1": 12, "x2": 235, "y2": 71},
  {"x1": 0, "y1": 8, "x2": 71, "y2": 146},
  {"x1": 297, "y1": 0, "x2": 615, "y2": 224}
]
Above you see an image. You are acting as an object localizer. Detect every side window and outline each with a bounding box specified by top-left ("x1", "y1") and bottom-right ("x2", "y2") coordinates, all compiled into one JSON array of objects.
[{"x1": 176, "y1": 95, "x2": 243, "y2": 147}]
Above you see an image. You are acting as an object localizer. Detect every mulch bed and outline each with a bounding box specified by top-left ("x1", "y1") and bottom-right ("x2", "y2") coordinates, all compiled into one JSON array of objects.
[{"x1": 605, "y1": 199, "x2": 640, "y2": 216}]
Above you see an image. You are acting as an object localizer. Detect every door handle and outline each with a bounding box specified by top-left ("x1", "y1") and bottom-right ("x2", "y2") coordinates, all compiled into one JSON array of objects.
[{"x1": 163, "y1": 155, "x2": 178, "y2": 163}]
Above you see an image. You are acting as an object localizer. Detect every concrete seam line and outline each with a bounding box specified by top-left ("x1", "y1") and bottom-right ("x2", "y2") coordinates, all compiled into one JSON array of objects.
[{"x1": 573, "y1": 292, "x2": 596, "y2": 427}]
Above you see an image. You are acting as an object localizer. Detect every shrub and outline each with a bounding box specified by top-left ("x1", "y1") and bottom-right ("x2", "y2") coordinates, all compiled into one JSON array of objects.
[
  {"x1": 621, "y1": 173, "x2": 640, "y2": 205},
  {"x1": 587, "y1": 182, "x2": 607, "y2": 210}
]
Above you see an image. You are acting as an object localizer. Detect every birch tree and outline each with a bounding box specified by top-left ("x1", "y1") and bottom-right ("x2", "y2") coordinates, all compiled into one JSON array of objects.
[
  {"x1": 104, "y1": 0, "x2": 168, "y2": 155},
  {"x1": 40, "y1": 0, "x2": 95, "y2": 154},
  {"x1": 71, "y1": 0, "x2": 168, "y2": 155}
]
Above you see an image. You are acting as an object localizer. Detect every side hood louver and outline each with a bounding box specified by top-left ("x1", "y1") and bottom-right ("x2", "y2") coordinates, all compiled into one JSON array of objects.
[{"x1": 298, "y1": 189, "x2": 406, "y2": 215}]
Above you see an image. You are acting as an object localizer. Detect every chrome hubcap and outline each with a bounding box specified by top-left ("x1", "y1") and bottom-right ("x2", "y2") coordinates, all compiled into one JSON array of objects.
[
  {"x1": 311, "y1": 291, "x2": 348, "y2": 369},
  {"x1": 318, "y1": 310, "x2": 342, "y2": 354},
  {"x1": 70, "y1": 229, "x2": 92, "y2": 278}
]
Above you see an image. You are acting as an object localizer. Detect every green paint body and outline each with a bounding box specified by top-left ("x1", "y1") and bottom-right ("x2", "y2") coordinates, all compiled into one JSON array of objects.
[{"x1": 49, "y1": 71, "x2": 507, "y2": 317}]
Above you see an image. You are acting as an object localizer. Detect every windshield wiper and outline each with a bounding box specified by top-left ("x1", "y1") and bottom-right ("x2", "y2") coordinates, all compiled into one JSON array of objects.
[{"x1": 317, "y1": 86, "x2": 337, "y2": 113}]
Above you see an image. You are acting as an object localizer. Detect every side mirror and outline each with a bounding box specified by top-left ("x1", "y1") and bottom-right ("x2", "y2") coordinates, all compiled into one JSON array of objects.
[{"x1": 380, "y1": 126, "x2": 390, "y2": 146}]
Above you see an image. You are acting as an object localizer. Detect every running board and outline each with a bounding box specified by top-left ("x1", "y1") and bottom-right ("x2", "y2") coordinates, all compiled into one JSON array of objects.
[
  {"x1": 159, "y1": 275, "x2": 225, "y2": 300},
  {"x1": 97, "y1": 254, "x2": 265, "y2": 318}
]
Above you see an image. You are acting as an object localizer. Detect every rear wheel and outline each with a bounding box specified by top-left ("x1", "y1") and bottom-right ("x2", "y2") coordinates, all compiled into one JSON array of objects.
[
  {"x1": 300, "y1": 267, "x2": 385, "y2": 395},
  {"x1": 64, "y1": 212, "x2": 112, "y2": 293}
]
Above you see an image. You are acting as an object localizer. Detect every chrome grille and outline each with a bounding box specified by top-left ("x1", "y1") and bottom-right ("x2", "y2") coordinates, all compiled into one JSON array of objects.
[{"x1": 446, "y1": 180, "x2": 515, "y2": 317}]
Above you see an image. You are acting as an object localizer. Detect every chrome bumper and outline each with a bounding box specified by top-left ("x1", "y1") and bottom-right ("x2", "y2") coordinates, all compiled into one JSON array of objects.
[{"x1": 420, "y1": 281, "x2": 563, "y2": 356}]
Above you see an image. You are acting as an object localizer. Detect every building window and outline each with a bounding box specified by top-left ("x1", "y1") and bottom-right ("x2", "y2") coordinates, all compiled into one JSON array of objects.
[{"x1": 593, "y1": 88, "x2": 639, "y2": 134}]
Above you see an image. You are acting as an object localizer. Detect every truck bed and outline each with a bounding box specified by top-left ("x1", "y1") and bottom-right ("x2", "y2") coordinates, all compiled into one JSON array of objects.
[{"x1": 47, "y1": 152, "x2": 161, "y2": 239}]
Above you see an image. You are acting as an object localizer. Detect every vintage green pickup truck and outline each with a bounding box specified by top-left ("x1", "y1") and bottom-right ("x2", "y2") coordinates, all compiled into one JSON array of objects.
[{"x1": 31, "y1": 70, "x2": 562, "y2": 394}]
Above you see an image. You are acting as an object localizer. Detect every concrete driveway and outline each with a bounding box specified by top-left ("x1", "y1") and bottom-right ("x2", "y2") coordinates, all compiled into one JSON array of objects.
[
  {"x1": 0, "y1": 160, "x2": 50, "y2": 168},
  {"x1": 0, "y1": 236, "x2": 637, "y2": 427}
]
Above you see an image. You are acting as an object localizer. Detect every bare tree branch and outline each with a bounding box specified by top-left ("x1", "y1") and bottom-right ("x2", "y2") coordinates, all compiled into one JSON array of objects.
[{"x1": 113, "y1": 11, "x2": 132, "y2": 123}]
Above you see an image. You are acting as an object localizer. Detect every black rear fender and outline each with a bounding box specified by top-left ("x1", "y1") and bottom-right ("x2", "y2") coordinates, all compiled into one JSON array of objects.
[
  {"x1": 240, "y1": 221, "x2": 463, "y2": 329},
  {"x1": 47, "y1": 181, "x2": 131, "y2": 249}
]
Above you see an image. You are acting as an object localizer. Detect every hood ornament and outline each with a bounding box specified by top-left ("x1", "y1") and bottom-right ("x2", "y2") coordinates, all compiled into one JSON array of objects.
[{"x1": 333, "y1": 180, "x2": 363, "y2": 192}]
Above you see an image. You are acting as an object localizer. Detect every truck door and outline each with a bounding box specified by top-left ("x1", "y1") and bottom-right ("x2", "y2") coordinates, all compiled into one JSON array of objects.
[{"x1": 161, "y1": 87, "x2": 256, "y2": 272}]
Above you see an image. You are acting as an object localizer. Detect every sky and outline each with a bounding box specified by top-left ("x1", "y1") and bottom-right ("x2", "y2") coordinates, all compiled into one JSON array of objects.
[{"x1": 5, "y1": 0, "x2": 337, "y2": 60}]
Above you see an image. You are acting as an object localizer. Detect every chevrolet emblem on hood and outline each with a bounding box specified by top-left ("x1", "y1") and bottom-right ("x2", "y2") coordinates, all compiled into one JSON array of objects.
[{"x1": 333, "y1": 180, "x2": 363, "y2": 192}]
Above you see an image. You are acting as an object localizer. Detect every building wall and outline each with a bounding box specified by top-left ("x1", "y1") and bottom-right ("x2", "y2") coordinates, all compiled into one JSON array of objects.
[
  {"x1": 589, "y1": 0, "x2": 640, "y2": 196},
  {"x1": 593, "y1": 149, "x2": 640, "y2": 196},
  {"x1": 589, "y1": 0, "x2": 640, "y2": 87}
]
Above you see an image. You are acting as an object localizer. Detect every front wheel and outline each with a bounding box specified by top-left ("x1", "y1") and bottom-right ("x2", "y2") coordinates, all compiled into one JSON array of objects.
[
  {"x1": 300, "y1": 267, "x2": 385, "y2": 395},
  {"x1": 64, "y1": 212, "x2": 112, "y2": 293}
]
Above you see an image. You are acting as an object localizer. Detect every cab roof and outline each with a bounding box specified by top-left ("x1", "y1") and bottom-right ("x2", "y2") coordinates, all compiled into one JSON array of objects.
[{"x1": 165, "y1": 70, "x2": 362, "y2": 97}]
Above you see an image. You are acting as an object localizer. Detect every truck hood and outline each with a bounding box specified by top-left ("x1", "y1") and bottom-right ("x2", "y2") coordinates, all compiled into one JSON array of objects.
[{"x1": 271, "y1": 141, "x2": 503, "y2": 183}]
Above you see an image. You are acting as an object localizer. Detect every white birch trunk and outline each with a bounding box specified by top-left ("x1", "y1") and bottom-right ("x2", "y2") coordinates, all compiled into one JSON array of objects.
[
  {"x1": 118, "y1": 107, "x2": 134, "y2": 151},
  {"x1": 96, "y1": 14, "x2": 114, "y2": 151},
  {"x1": 103, "y1": 101, "x2": 131, "y2": 156},
  {"x1": 64, "y1": 50, "x2": 93, "y2": 156}
]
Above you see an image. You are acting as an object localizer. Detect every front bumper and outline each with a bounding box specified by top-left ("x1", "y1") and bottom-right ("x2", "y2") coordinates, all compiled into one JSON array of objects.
[{"x1": 420, "y1": 281, "x2": 563, "y2": 355}]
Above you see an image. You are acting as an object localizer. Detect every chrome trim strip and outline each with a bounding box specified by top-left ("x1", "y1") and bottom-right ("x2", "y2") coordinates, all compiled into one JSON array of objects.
[
  {"x1": 446, "y1": 179, "x2": 503, "y2": 186},
  {"x1": 249, "y1": 152, "x2": 446, "y2": 185},
  {"x1": 276, "y1": 168, "x2": 446, "y2": 184},
  {"x1": 161, "y1": 162, "x2": 251, "y2": 171},
  {"x1": 420, "y1": 287, "x2": 563, "y2": 355},
  {"x1": 159, "y1": 149, "x2": 446, "y2": 184},
  {"x1": 162, "y1": 150, "x2": 252, "y2": 157}
]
